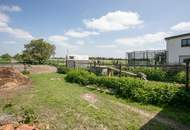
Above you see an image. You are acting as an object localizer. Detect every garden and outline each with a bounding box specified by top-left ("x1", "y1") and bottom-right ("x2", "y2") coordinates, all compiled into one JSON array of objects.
[{"x1": 0, "y1": 39, "x2": 190, "y2": 130}]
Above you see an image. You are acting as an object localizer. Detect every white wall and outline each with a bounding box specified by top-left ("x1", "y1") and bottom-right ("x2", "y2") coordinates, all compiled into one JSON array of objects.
[
  {"x1": 68, "y1": 54, "x2": 89, "y2": 60},
  {"x1": 166, "y1": 35, "x2": 190, "y2": 64}
]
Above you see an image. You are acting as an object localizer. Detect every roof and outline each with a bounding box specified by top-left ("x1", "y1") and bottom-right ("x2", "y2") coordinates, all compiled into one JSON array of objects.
[{"x1": 165, "y1": 33, "x2": 190, "y2": 40}]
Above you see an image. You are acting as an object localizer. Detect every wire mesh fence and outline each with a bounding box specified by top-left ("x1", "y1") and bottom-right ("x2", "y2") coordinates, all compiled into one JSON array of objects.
[{"x1": 127, "y1": 50, "x2": 167, "y2": 66}]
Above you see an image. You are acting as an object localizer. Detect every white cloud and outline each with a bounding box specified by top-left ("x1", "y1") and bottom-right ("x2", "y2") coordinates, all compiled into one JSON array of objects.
[
  {"x1": 65, "y1": 30, "x2": 99, "y2": 38},
  {"x1": 0, "y1": 23, "x2": 33, "y2": 39},
  {"x1": 171, "y1": 22, "x2": 190, "y2": 31},
  {"x1": 8, "y1": 28, "x2": 33, "y2": 39},
  {"x1": 84, "y1": 10, "x2": 143, "y2": 32},
  {"x1": 116, "y1": 32, "x2": 169, "y2": 46},
  {"x1": 96, "y1": 44, "x2": 116, "y2": 48},
  {"x1": 0, "y1": 5, "x2": 22, "y2": 12},
  {"x1": 48, "y1": 35, "x2": 81, "y2": 50},
  {"x1": 75, "y1": 40, "x2": 85, "y2": 45},
  {"x1": 48, "y1": 35, "x2": 68, "y2": 42},
  {"x1": 0, "y1": 12, "x2": 9, "y2": 23},
  {"x1": 0, "y1": 12, "x2": 33, "y2": 39}
]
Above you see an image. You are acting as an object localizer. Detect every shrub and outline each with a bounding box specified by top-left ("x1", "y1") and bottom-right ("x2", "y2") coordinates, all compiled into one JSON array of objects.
[
  {"x1": 65, "y1": 69, "x2": 190, "y2": 107},
  {"x1": 20, "y1": 107, "x2": 38, "y2": 123},
  {"x1": 57, "y1": 66, "x2": 70, "y2": 74},
  {"x1": 174, "y1": 71, "x2": 186, "y2": 84},
  {"x1": 65, "y1": 69, "x2": 96, "y2": 85},
  {"x1": 127, "y1": 67, "x2": 190, "y2": 84},
  {"x1": 21, "y1": 70, "x2": 30, "y2": 75},
  {"x1": 128, "y1": 67, "x2": 167, "y2": 82}
]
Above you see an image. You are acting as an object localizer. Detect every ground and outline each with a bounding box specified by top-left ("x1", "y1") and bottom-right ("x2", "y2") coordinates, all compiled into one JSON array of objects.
[{"x1": 0, "y1": 73, "x2": 190, "y2": 130}]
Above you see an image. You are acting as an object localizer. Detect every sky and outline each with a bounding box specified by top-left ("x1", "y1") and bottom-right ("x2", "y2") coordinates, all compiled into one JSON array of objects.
[{"x1": 0, "y1": 0, "x2": 190, "y2": 58}]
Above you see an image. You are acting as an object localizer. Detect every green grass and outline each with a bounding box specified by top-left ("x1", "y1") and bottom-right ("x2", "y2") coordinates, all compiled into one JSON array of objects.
[
  {"x1": 0, "y1": 58, "x2": 11, "y2": 64},
  {"x1": 0, "y1": 73, "x2": 190, "y2": 130}
]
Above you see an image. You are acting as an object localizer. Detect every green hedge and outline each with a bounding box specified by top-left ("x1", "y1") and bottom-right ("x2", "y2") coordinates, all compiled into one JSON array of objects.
[
  {"x1": 127, "y1": 67, "x2": 189, "y2": 84},
  {"x1": 127, "y1": 67, "x2": 167, "y2": 82},
  {"x1": 65, "y1": 69, "x2": 190, "y2": 107}
]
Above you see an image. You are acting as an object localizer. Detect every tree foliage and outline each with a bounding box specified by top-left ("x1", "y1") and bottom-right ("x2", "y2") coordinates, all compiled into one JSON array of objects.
[
  {"x1": 1, "y1": 53, "x2": 12, "y2": 59},
  {"x1": 22, "y1": 39, "x2": 55, "y2": 64},
  {"x1": 14, "y1": 53, "x2": 22, "y2": 62}
]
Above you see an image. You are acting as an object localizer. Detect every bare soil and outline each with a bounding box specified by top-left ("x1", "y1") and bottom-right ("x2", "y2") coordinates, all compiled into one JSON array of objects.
[
  {"x1": 0, "y1": 67, "x2": 30, "y2": 92},
  {"x1": 29, "y1": 65, "x2": 57, "y2": 74},
  {"x1": 0, "y1": 124, "x2": 39, "y2": 130},
  {"x1": 81, "y1": 93, "x2": 97, "y2": 104},
  {"x1": 0, "y1": 64, "x2": 57, "y2": 74}
]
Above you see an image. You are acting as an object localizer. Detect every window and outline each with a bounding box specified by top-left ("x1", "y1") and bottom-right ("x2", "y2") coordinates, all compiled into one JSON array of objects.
[
  {"x1": 181, "y1": 39, "x2": 190, "y2": 47},
  {"x1": 69, "y1": 56, "x2": 74, "y2": 59},
  {"x1": 179, "y1": 55, "x2": 190, "y2": 63}
]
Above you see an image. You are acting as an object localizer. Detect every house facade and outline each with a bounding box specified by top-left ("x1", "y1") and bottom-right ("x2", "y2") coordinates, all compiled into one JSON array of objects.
[{"x1": 165, "y1": 33, "x2": 190, "y2": 64}]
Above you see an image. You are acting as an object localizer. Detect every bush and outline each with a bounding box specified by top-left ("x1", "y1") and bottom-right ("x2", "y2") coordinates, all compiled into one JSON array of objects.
[
  {"x1": 57, "y1": 66, "x2": 70, "y2": 74},
  {"x1": 65, "y1": 69, "x2": 190, "y2": 107},
  {"x1": 128, "y1": 67, "x2": 167, "y2": 82},
  {"x1": 20, "y1": 107, "x2": 38, "y2": 123},
  {"x1": 127, "y1": 67, "x2": 190, "y2": 84},
  {"x1": 21, "y1": 70, "x2": 30, "y2": 75},
  {"x1": 174, "y1": 71, "x2": 186, "y2": 84},
  {"x1": 65, "y1": 69, "x2": 96, "y2": 85}
]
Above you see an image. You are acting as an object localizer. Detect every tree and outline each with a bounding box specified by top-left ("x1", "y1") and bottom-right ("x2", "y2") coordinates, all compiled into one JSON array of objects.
[
  {"x1": 14, "y1": 53, "x2": 22, "y2": 62},
  {"x1": 1, "y1": 53, "x2": 12, "y2": 59},
  {"x1": 22, "y1": 39, "x2": 55, "y2": 64}
]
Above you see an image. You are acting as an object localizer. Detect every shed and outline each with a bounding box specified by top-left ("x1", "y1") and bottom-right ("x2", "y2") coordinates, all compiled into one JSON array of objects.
[{"x1": 66, "y1": 54, "x2": 89, "y2": 68}]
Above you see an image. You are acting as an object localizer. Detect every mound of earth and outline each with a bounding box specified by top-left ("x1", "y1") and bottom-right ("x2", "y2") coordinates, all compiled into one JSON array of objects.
[
  {"x1": 29, "y1": 65, "x2": 57, "y2": 74},
  {"x1": 0, "y1": 67, "x2": 29, "y2": 90}
]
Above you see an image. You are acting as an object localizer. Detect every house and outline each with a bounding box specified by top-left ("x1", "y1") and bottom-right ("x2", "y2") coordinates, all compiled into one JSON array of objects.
[
  {"x1": 66, "y1": 54, "x2": 89, "y2": 68},
  {"x1": 165, "y1": 33, "x2": 190, "y2": 64}
]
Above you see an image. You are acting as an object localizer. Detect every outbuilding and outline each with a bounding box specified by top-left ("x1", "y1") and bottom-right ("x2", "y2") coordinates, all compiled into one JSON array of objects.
[{"x1": 66, "y1": 54, "x2": 89, "y2": 68}]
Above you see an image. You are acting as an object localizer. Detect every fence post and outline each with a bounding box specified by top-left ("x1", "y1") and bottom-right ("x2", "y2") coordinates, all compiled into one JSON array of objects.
[
  {"x1": 73, "y1": 61, "x2": 76, "y2": 69},
  {"x1": 119, "y1": 63, "x2": 122, "y2": 77},
  {"x1": 185, "y1": 61, "x2": 189, "y2": 89}
]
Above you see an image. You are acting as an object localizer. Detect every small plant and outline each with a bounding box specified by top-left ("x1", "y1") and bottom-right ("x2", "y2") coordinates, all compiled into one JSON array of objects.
[
  {"x1": 57, "y1": 66, "x2": 70, "y2": 74},
  {"x1": 19, "y1": 107, "x2": 38, "y2": 123},
  {"x1": 22, "y1": 70, "x2": 30, "y2": 75},
  {"x1": 2, "y1": 103, "x2": 14, "y2": 114}
]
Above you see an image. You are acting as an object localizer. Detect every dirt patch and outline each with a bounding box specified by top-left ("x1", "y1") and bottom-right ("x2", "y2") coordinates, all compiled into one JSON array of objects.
[
  {"x1": 50, "y1": 78, "x2": 62, "y2": 81},
  {"x1": 29, "y1": 65, "x2": 57, "y2": 74},
  {"x1": 81, "y1": 93, "x2": 97, "y2": 104},
  {"x1": 0, "y1": 67, "x2": 30, "y2": 92},
  {"x1": 0, "y1": 124, "x2": 39, "y2": 130}
]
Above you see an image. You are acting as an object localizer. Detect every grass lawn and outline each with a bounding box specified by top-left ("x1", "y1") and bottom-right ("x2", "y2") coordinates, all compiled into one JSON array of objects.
[
  {"x1": 0, "y1": 58, "x2": 11, "y2": 64},
  {"x1": 0, "y1": 73, "x2": 190, "y2": 130}
]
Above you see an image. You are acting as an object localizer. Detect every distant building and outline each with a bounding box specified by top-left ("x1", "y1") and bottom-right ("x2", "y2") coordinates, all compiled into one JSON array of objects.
[
  {"x1": 165, "y1": 33, "x2": 190, "y2": 64},
  {"x1": 66, "y1": 54, "x2": 89, "y2": 68},
  {"x1": 127, "y1": 50, "x2": 167, "y2": 66}
]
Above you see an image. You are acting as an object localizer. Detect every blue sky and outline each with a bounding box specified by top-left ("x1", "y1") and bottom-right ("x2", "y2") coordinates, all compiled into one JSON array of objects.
[{"x1": 0, "y1": 0, "x2": 190, "y2": 58}]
